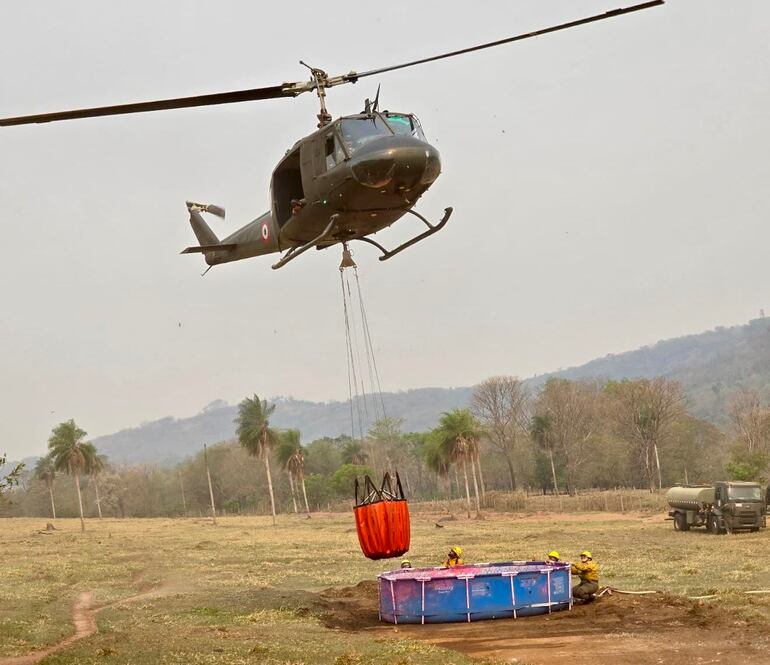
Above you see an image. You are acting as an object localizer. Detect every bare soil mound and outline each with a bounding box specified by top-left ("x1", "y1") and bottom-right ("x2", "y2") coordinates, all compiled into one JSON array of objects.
[
  {"x1": 317, "y1": 583, "x2": 770, "y2": 664},
  {"x1": 317, "y1": 580, "x2": 381, "y2": 631}
]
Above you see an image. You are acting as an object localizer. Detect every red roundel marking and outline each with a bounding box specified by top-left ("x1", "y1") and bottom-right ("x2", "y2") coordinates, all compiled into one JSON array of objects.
[{"x1": 261, "y1": 222, "x2": 270, "y2": 242}]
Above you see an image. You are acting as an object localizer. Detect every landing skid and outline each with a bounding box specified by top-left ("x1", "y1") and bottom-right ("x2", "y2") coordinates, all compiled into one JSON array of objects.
[
  {"x1": 357, "y1": 206, "x2": 453, "y2": 261},
  {"x1": 272, "y1": 214, "x2": 339, "y2": 269}
]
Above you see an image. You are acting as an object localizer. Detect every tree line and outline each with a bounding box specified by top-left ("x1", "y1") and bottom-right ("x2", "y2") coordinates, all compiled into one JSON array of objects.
[{"x1": 2, "y1": 377, "x2": 768, "y2": 521}]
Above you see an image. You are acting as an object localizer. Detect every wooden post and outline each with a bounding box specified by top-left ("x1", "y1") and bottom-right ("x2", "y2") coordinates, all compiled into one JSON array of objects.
[
  {"x1": 620, "y1": 494, "x2": 625, "y2": 512},
  {"x1": 204, "y1": 444, "x2": 217, "y2": 525}
]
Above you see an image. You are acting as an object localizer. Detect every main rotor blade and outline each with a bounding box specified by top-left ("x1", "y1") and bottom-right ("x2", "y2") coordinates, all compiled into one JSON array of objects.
[
  {"x1": 0, "y1": 84, "x2": 293, "y2": 126},
  {"x1": 346, "y1": 1, "x2": 664, "y2": 82}
]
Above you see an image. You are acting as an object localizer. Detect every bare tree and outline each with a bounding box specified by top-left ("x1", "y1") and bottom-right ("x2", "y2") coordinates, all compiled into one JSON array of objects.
[
  {"x1": 533, "y1": 379, "x2": 599, "y2": 495},
  {"x1": 728, "y1": 390, "x2": 770, "y2": 454},
  {"x1": 608, "y1": 378, "x2": 685, "y2": 492},
  {"x1": 471, "y1": 376, "x2": 529, "y2": 491}
]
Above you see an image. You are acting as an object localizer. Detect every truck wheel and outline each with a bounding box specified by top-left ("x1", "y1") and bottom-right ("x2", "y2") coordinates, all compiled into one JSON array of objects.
[{"x1": 674, "y1": 513, "x2": 689, "y2": 532}]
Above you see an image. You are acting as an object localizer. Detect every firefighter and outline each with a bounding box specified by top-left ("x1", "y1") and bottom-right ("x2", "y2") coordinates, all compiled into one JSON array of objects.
[
  {"x1": 571, "y1": 550, "x2": 599, "y2": 602},
  {"x1": 443, "y1": 546, "x2": 464, "y2": 567},
  {"x1": 546, "y1": 550, "x2": 560, "y2": 564},
  {"x1": 400, "y1": 559, "x2": 412, "y2": 569}
]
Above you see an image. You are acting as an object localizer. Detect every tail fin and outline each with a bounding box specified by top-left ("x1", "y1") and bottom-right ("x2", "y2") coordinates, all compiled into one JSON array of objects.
[{"x1": 186, "y1": 202, "x2": 220, "y2": 246}]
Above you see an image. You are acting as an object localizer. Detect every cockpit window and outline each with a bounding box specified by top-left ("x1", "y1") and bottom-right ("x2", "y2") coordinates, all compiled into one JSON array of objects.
[
  {"x1": 339, "y1": 116, "x2": 392, "y2": 154},
  {"x1": 383, "y1": 112, "x2": 427, "y2": 141}
]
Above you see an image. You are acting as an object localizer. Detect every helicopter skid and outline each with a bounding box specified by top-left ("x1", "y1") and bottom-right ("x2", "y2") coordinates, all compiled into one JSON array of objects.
[
  {"x1": 357, "y1": 206, "x2": 452, "y2": 261},
  {"x1": 271, "y1": 214, "x2": 339, "y2": 269}
]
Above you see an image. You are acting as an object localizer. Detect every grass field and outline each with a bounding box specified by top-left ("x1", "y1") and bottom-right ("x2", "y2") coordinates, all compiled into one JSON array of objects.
[{"x1": 2, "y1": 508, "x2": 769, "y2": 664}]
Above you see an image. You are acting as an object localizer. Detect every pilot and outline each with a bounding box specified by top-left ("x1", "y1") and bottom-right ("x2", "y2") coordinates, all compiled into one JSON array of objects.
[
  {"x1": 290, "y1": 198, "x2": 305, "y2": 216},
  {"x1": 443, "y1": 546, "x2": 464, "y2": 568}
]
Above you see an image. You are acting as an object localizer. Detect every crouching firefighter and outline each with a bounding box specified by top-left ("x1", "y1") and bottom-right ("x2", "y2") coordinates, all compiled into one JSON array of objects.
[{"x1": 571, "y1": 550, "x2": 599, "y2": 603}]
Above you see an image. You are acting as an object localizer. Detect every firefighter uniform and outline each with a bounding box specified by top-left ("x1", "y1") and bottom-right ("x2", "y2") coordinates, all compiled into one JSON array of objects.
[
  {"x1": 571, "y1": 551, "x2": 599, "y2": 601},
  {"x1": 444, "y1": 546, "x2": 464, "y2": 567}
]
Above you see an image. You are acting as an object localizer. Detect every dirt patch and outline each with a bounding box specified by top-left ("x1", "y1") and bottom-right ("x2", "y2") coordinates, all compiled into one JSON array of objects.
[
  {"x1": 317, "y1": 582, "x2": 770, "y2": 664},
  {"x1": 317, "y1": 580, "x2": 381, "y2": 631}
]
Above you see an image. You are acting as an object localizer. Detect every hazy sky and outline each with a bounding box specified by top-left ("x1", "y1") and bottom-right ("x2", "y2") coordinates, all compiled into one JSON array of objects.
[{"x1": 2, "y1": 1, "x2": 768, "y2": 461}]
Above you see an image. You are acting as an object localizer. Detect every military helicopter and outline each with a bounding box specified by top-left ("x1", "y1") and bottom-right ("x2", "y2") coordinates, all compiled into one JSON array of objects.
[{"x1": 1, "y1": 2, "x2": 663, "y2": 271}]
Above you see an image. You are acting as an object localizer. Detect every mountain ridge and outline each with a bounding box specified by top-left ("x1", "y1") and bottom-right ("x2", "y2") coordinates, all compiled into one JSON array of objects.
[{"x1": 10, "y1": 318, "x2": 768, "y2": 469}]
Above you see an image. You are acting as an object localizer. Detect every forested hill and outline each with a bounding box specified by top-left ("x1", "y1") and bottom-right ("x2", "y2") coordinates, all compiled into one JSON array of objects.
[
  {"x1": 535, "y1": 317, "x2": 770, "y2": 422},
  {"x1": 90, "y1": 318, "x2": 770, "y2": 466},
  {"x1": 92, "y1": 388, "x2": 473, "y2": 466}
]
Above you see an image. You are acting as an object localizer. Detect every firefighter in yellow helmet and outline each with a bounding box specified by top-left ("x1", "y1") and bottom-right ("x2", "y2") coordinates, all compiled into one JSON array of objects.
[
  {"x1": 400, "y1": 559, "x2": 413, "y2": 569},
  {"x1": 546, "y1": 550, "x2": 560, "y2": 565},
  {"x1": 571, "y1": 551, "x2": 599, "y2": 602},
  {"x1": 444, "y1": 546, "x2": 464, "y2": 567}
]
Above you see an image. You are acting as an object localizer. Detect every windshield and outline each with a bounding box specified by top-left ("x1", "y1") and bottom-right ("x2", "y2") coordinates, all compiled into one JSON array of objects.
[
  {"x1": 728, "y1": 486, "x2": 761, "y2": 501},
  {"x1": 383, "y1": 112, "x2": 427, "y2": 141},
  {"x1": 339, "y1": 116, "x2": 392, "y2": 154}
]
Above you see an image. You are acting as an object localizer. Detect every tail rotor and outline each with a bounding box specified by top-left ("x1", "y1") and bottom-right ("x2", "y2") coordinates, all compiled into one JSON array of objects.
[{"x1": 185, "y1": 200, "x2": 226, "y2": 219}]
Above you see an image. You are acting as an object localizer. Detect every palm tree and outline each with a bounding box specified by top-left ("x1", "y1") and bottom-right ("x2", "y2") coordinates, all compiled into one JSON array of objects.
[
  {"x1": 291, "y1": 448, "x2": 311, "y2": 518},
  {"x1": 276, "y1": 430, "x2": 312, "y2": 517},
  {"x1": 423, "y1": 434, "x2": 452, "y2": 502},
  {"x1": 276, "y1": 431, "x2": 300, "y2": 514},
  {"x1": 340, "y1": 438, "x2": 368, "y2": 465},
  {"x1": 236, "y1": 395, "x2": 279, "y2": 526},
  {"x1": 87, "y1": 451, "x2": 107, "y2": 519},
  {"x1": 435, "y1": 409, "x2": 482, "y2": 517},
  {"x1": 48, "y1": 419, "x2": 96, "y2": 532},
  {"x1": 531, "y1": 414, "x2": 559, "y2": 495},
  {"x1": 34, "y1": 455, "x2": 57, "y2": 519}
]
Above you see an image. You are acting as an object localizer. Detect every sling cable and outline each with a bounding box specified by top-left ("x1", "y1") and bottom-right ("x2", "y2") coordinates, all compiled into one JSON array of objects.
[{"x1": 338, "y1": 243, "x2": 410, "y2": 560}]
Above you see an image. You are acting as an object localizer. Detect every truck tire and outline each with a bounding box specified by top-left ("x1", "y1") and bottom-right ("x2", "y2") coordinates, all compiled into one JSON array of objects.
[{"x1": 674, "y1": 512, "x2": 689, "y2": 531}]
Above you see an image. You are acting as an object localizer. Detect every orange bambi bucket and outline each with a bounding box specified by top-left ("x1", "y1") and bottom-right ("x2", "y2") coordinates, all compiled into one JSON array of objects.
[{"x1": 353, "y1": 473, "x2": 411, "y2": 560}]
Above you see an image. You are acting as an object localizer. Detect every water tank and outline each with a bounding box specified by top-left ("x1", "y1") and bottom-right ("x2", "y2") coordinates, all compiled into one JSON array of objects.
[
  {"x1": 666, "y1": 485, "x2": 714, "y2": 510},
  {"x1": 378, "y1": 561, "x2": 571, "y2": 624}
]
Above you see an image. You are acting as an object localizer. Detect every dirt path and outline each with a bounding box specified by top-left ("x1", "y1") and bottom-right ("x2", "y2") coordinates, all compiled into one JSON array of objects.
[
  {"x1": 0, "y1": 592, "x2": 96, "y2": 665},
  {"x1": 0, "y1": 585, "x2": 169, "y2": 665},
  {"x1": 317, "y1": 582, "x2": 770, "y2": 665}
]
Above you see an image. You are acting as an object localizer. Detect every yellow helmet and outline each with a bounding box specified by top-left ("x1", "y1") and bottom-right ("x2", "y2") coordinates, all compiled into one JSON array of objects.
[
  {"x1": 450, "y1": 546, "x2": 462, "y2": 557},
  {"x1": 548, "y1": 550, "x2": 560, "y2": 560},
  {"x1": 400, "y1": 559, "x2": 412, "y2": 568},
  {"x1": 580, "y1": 550, "x2": 593, "y2": 559}
]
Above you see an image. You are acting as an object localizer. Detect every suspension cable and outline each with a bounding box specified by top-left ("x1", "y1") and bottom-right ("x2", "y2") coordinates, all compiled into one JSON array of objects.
[
  {"x1": 338, "y1": 245, "x2": 387, "y2": 443},
  {"x1": 353, "y1": 267, "x2": 387, "y2": 421},
  {"x1": 343, "y1": 268, "x2": 370, "y2": 427},
  {"x1": 340, "y1": 268, "x2": 365, "y2": 442}
]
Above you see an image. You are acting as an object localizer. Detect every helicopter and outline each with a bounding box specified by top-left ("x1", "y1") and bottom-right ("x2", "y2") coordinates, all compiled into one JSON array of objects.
[{"x1": 1, "y1": 1, "x2": 663, "y2": 272}]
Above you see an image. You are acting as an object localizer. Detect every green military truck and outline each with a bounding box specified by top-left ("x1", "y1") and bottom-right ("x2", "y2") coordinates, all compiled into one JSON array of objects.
[{"x1": 666, "y1": 481, "x2": 766, "y2": 534}]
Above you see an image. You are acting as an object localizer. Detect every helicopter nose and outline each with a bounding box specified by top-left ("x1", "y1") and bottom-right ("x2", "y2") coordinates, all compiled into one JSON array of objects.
[
  {"x1": 393, "y1": 140, "x2": 441, "y2": 187},
  {"x1": 350, "y1": 137, "x2": 441, "y2": 189}
]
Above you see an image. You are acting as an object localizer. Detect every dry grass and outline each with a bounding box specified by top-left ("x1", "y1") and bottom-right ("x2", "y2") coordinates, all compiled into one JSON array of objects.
[{"x1": 1, "y1": 509, "x2": 768, "y2": 664}]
